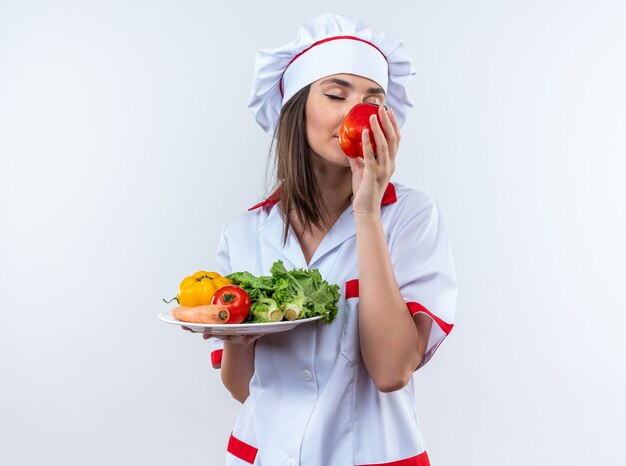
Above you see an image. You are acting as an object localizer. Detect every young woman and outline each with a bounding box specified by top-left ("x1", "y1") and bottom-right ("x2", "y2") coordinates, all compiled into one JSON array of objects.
[{"x1": 199, "y1": 13, "x2": 457, "y2": 466}]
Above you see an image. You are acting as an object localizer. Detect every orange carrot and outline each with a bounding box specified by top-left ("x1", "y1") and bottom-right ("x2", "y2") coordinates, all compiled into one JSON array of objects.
[{"x1": 172, "y1": 305, "x2": 230, "y2": 324}]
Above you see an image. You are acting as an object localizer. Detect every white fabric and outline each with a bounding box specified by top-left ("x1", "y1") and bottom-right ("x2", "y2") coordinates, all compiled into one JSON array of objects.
[
  {"x1": 211, "y1": 182, "x2": 457, "y2": 465},
  {"x1": 248, "y1": 13, "x2": 417, "y2": 134},
  {"x1": 281, "y1": 37, "x2": 388, "y2": 106}
]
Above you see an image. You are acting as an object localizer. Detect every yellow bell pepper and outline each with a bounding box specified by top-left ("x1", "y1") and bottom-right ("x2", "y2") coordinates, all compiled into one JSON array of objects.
[{"x1": 177, "y1": 271, "x2": 231, "y2": 307}]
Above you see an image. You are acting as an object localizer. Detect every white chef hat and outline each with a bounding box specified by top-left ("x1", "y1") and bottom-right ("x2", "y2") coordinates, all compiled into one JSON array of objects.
[{"x1": 248, "y1": 13, "x2": 417, "y2": 134}]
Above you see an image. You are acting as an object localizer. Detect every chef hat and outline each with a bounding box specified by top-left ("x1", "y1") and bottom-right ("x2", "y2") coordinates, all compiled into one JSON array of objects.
[{"x1": 248, "y1": 13, "x2": 417, "y2": 134}]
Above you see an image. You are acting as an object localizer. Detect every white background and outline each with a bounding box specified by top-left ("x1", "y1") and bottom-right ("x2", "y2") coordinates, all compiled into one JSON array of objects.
[{"x1": 1, "y1": 1, "x2": 625, "y2": 465}]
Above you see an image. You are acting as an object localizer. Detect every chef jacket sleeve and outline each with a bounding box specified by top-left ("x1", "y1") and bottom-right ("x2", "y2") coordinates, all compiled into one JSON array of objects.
[
  {"x1": 209, "y1": 222, "x2": 231, "y2": 369},
  {"x1": 390, "y1": 197, "x2": 458, "y2": 370}
]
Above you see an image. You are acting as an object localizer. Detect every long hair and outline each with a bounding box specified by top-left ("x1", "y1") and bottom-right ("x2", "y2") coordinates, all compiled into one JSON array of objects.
[{"x1": 266, "y1": 85, "x2": 333, "y2": 245}]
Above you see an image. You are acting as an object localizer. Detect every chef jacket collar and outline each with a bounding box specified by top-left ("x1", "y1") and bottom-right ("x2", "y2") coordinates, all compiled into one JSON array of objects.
[{"x1": 248, "y1": 182, "x2": 397, "y2": 211}]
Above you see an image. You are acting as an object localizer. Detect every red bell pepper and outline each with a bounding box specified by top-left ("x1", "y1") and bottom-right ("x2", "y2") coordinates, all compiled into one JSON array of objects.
[{"x1": 339, "y1": 103, "x2": 385, "y2": 158}]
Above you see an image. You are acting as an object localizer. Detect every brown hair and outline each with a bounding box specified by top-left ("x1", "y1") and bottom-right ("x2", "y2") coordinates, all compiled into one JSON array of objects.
[{"x1": 265, "y1": 85, "x2": 333, "y2": 245}]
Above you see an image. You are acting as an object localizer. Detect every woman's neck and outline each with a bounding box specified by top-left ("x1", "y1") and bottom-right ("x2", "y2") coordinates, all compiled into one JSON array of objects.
[{"x1": 310, "y1": 156, "x2": 353, "y2": 217}]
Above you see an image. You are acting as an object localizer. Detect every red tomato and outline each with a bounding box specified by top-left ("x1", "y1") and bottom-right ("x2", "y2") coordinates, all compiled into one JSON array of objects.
[
  {"x1": 338, "y1": 103, "x2": 385, "y2": 158},
  {"x1": 211, "y1": 285, "x2": 251, "y2": 324}
]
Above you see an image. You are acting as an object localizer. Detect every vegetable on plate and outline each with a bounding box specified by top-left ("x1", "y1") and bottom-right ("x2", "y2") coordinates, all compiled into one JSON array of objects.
[
  {"x1": 227, "y1": 260, "x2": 340, "y2": 324},
  {"x1": 164, "y1": 271, "x2": 231, "y2": 307},
  {"x1": 172, "y1": 304, "x2": 230, "y2": 324},
  {"x1": 165, "y1": 261, "x2": 340, "y2": 326},
  {"x1": 211, "y1": 285, "x2": 251, "y2": 324}
]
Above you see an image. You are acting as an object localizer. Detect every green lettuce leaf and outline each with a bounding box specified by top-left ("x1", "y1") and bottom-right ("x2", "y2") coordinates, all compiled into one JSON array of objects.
[{"x1": 226, "y1": 261, "x2": 340, "y2": 324}]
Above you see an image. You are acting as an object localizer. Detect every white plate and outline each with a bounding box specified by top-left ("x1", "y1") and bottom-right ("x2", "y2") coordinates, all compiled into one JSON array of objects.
[{"x1": 158, "y1": 309, "x2": 323, "y2": 335}]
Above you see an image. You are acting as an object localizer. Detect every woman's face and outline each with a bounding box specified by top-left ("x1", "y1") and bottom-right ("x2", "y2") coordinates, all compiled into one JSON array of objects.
[{"x1": 305, "y1": 73, "x2": 385, "y2": 167}]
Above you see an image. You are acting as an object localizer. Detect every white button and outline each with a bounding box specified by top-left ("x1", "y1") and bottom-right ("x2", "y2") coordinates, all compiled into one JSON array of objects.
[
  {"x1": 286, "y1": 459, "x2": 296, "y2": 466},
  {"x1": 300, "y1": 370, "x2": 313, "y2": 382}
]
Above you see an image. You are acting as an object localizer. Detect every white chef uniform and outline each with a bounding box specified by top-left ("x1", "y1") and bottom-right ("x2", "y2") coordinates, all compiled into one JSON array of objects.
[{"x1": 210, "y1": 181, "x2": 457, "y2": 466}]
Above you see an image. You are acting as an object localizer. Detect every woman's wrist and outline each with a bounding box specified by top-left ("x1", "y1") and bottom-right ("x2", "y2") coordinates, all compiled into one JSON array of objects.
[
  {"x1": 223, "y1": 339, "x2": 257, "y2": 350},
  {"x1": 354, "y1": 209, "x2": 381, "y2": 225}
]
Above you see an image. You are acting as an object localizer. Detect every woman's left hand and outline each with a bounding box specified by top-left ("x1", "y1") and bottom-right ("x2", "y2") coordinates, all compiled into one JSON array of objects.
[
  {"x1": 347, "y1": 106, "x2": 401, "y2": 217},
  {"x1": 181, "y1": 326, "x2": 266, "y2": 344}
]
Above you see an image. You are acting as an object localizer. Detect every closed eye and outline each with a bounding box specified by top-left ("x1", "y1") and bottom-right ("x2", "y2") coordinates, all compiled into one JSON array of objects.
[
  {"x1": 365, "y1": 98, "x2": 385, "y2": 106},
  {"x1": 324, "y1": 94, "x2": 345, "y2": 100}
]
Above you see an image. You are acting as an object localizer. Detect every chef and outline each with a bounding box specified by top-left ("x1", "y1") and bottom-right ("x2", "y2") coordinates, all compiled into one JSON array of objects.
[{"x1": 201, "y1": 13, "x2": 457, "y2": 466}]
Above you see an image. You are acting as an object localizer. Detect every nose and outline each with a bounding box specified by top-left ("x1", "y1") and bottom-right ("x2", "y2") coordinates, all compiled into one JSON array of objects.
[
  {"x1": 339, "y1": 98, "x2": 363, "y2": 121},
  {"x1": 336, "y1": 103, "x2": 354, "y2": 129}
]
